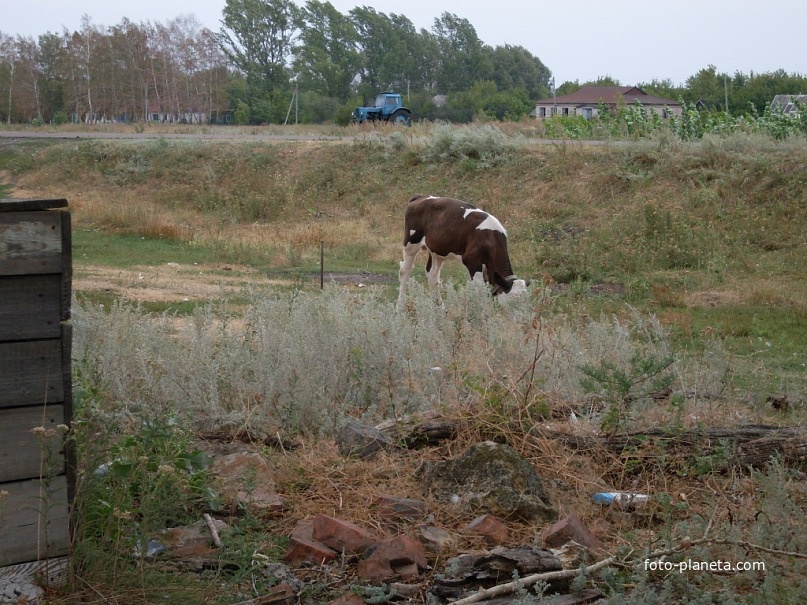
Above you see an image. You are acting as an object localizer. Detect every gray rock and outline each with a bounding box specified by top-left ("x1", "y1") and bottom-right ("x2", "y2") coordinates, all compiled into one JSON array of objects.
[
  {"x1": 418, "y1": 441, "x2": 556, "y2": 521},
  {"x1": 337, "y1": 419, "x2": 398, "y2": 458}
]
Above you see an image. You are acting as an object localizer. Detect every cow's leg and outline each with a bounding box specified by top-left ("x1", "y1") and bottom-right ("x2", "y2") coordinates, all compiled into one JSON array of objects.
[
  {"x1": 397, "y1": 242, "x2": 421, "y2": 308},
  {"x1": 427, "y1": 254, "x2": 446, "y2": 291}
]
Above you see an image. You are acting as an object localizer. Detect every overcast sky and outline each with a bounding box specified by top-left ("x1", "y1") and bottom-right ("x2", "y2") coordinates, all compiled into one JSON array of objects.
[{"x1": 3, "y1": 0, "x2": 805, "y2": 87}]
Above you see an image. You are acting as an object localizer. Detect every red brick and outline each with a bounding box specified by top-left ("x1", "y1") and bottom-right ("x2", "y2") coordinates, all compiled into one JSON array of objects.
[
  {"x1": 358, "y1": 535, "x2": 429, "y2": 581},
  {"x1": 542, "y1": 513, "x2": 603, "y2": 551},
  {"x1": 283, "y1": 536, "x2": 338, "y2": 566},
  {"x1": 312, "y1": 515, "x2": 379, "y2": 555},
  {"x1": 466, "y1": 514, "x2": 509, "y2": 544}
]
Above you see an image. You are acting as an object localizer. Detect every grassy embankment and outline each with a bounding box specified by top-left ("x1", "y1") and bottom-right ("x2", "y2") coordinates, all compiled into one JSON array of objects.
[
  {"x1": 3, "y1": 124, "x2": 805, "y2": 398},
  {"x1": 1, "y1": 123, "x2": 805, "y2": 604}
]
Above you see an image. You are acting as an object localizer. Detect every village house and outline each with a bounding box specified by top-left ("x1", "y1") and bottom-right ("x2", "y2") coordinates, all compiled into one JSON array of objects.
[
  {"x1": 146, "y1": 99, "x2": 207, "y2": 124},
  {"x1": 770, "y1": 94, "x2": 806, "y2": 115},
  {"x1": 531, "y1": 86, "x2": 682, "y2": 120}
]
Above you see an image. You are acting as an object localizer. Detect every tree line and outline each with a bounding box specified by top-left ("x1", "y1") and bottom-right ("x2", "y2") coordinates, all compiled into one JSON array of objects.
[{"x1": 1, "y1": 0, "x2": 805, "y2": 126}]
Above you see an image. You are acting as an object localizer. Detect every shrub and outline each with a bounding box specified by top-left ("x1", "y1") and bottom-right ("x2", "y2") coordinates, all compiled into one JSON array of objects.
[{"x1": 420, "y1": 123, "x2": 524, "y2": 168}]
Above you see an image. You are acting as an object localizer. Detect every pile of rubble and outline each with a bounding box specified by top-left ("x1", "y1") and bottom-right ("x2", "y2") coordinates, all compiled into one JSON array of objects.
[{"x1": 150, "y1": 418, "x2": 617, "y2": 605}]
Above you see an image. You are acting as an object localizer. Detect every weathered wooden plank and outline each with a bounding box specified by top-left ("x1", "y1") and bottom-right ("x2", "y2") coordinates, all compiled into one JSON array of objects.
[
  {"x1": 0, "y1": 476, "x2": 70, "y2": 566},
  {"x1": 0, "y1": 211, "x2": 64, "y2": 276},
  {"x1": 60, "y1": 210, "x2": 72, "y2": 320},
  {"x1": 0, "y1": 198, "x2": 68, "y2": 213},
  {"x1": 0, "y1": 340, "x2": 63, "y2": 408},
  {"x1": 0, "y1": 405, "x2": 65, "y2": 483},
  {"x1": 0, "y1": 556, "x2": 68, "y2": 603},
  {"x1": 61, "y1": 324, "x2": 76, "y2": 504},
  {"x1": 0, "y1": 275, "x2": 63, "y2": 340}
]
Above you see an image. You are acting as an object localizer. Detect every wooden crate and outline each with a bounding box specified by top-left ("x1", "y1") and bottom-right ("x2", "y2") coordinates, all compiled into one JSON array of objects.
[{"x1": 0, "y1": 198, "x2": 73, "y2": 593}]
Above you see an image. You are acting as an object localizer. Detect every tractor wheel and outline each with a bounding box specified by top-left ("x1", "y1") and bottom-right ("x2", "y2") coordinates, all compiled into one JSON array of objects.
[{"x1": 390, "y1": 110, "x2": 411, "y2": 126}]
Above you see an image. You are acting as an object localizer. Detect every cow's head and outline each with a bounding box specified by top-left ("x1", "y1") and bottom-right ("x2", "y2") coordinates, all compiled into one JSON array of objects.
[{"x1": 491, "y1": 273, "x2": 529, "y2": 299}]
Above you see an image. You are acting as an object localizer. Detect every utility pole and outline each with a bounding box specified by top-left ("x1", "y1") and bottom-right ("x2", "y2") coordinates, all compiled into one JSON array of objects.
[
  {"x1": 724, "y1": 75, "x2": 729, "y2": 115},
  {"x1": 285, "y1": 80, "x2": 299, "y2": 125}
]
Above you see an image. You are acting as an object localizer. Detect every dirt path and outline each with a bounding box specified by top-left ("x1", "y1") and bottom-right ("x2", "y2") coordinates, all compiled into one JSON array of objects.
[{"x1": 73, "y1": 263, "x2": 395, "y2": 303}]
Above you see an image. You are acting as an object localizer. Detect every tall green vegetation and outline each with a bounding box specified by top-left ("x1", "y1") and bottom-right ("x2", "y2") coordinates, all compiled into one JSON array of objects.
[
  {"x1": 217, "y1": 0, "x2": 301, "y2": 124},
  {"x1": 544, "y1": 98, "x2": 807, "y2": 140},
  {"x1": 0, "y1": 3, "x2": 551, "y2": 125}
]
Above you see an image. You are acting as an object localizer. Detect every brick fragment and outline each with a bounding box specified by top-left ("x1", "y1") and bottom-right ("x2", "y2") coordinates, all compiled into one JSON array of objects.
[{"x1": 542, "y1": 513, "x2": 603, "y2": 551}]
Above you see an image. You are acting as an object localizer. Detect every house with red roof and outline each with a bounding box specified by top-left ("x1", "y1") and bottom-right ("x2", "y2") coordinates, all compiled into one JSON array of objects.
[{"x1": 531, "y1": 86, "x2": 682, "y2": 120}]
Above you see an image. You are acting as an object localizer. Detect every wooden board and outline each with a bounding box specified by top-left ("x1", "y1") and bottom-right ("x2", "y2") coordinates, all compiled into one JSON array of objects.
[
  {"x1": 0, "y1": 405, "x2": 65, "y2": 483},
  {"x1": 0, "y1": 340, "x2": 64, "y2": 408},
  {"x1": 0, "y1": 211, "x2": 65, "y2": 276},
  {"x1": 0, "y1": 199, "x2": 68, "y2": 213},
  {"x1": 0, "y1": 476, "x2": 70, "y2": 566},
  {"x1": 0, "y1": 274, "x2": 64, "y2": 340}
]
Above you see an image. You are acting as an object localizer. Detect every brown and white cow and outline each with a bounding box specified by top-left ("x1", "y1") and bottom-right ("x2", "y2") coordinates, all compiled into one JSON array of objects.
[{"x1": 397, "y1": 195, "x2": 527, "y2": 306}]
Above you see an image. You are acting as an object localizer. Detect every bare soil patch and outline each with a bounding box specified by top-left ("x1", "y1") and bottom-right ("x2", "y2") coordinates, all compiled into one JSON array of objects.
[{"x1": 74, "y1": 263, "x2": 395, "y2": 303}]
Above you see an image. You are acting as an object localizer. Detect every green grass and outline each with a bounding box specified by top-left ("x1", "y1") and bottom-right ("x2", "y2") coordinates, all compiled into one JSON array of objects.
[
  {"x1": 74, "y1": 230, "x2": 208, "y2": 267},
  {"x1": 75, "y1": 290, "x2": 213, "y2": 316},
  {"x1": 684, "y1": 305, "x2": 807, "y2": 389}
]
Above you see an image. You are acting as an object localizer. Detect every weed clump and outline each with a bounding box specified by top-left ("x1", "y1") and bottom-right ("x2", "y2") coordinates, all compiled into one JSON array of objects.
[{"x1": 420, "y1": 123, "x2": 524, "y2": 168}]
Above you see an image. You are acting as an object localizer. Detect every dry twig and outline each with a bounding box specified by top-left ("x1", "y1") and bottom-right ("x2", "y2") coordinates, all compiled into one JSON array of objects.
[
  {"x1": 450, "y1": 556, "x2": 617, "y2": 605},
  {"x1": 203, "y1": 513, "x2": 223, "y2": 548}
]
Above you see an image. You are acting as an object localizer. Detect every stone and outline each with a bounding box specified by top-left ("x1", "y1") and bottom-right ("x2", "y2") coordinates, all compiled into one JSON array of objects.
[
  {"x1": 260, "y1": 563, "x2": 302, "y2": 592},
  {"x1": 418, "y1": 441, "x2": 556, "y2": 521},
  {"x1": 236, "y1": 486, "x2": 285, "y2": 514},
  {"x1": 466, "y1": 514, "x2": 509, "y2": 544},
  {"x1": 156, "y1": 518, "x2": 229, "y2": 558},
  {"x1": 210, "y1": 451, "x2": 285, "y2": 514},
  {"x1": 327, "y1": 594, "x2": 366, "y2": 605},
  {"x1": 417, "y1": 525, "x2": 455, "y2": 551},
  {"x1": 388, "y1": 583, "x2": 423, "y2": 599},
  {"x1": 550, "y1": 540, "x2": 590, "y2": 570},
  {"x1": 374, "y1": 494, "x2": 428, "y2": 520},
  {"x1": 337, "y1": 420, "x2": 398, "y2": 459},
  {"x1": 312, "y1": 515, "x2": 379, "y2": 555},
  {"x1": 542, "y1": 514, "x2": 603, "y2": 551}
]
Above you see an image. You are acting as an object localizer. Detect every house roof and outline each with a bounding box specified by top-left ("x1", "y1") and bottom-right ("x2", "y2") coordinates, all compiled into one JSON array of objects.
[
  {"x1": 771, "y1": 94, "x2": 807, "y2": 114},
  {"x1": 535, "y1": 86, "x2": 679, "y2": 107}
]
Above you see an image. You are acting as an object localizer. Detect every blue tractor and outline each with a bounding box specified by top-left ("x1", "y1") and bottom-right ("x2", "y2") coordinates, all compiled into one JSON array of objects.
[{"x1": 353, "y1": 92, "x2": 412, "y2": 125}]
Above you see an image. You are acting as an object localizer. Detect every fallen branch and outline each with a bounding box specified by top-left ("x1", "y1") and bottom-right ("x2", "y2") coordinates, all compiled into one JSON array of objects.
[
  {"x1": 538, "y1": 424, "x2": 807, "y2": 468},
  {"x1": 203, "y1": 513, "x2": 223, "y2": 548},
  {"x1": 645, "y1": 537, "x2": 807, "y2": 562},
  {"x1": 450, "y1": 556, "x2": 616, "y2": 605},
  {"x1": 642, "y1": 511, "x2": 807, "y2": 562}
]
